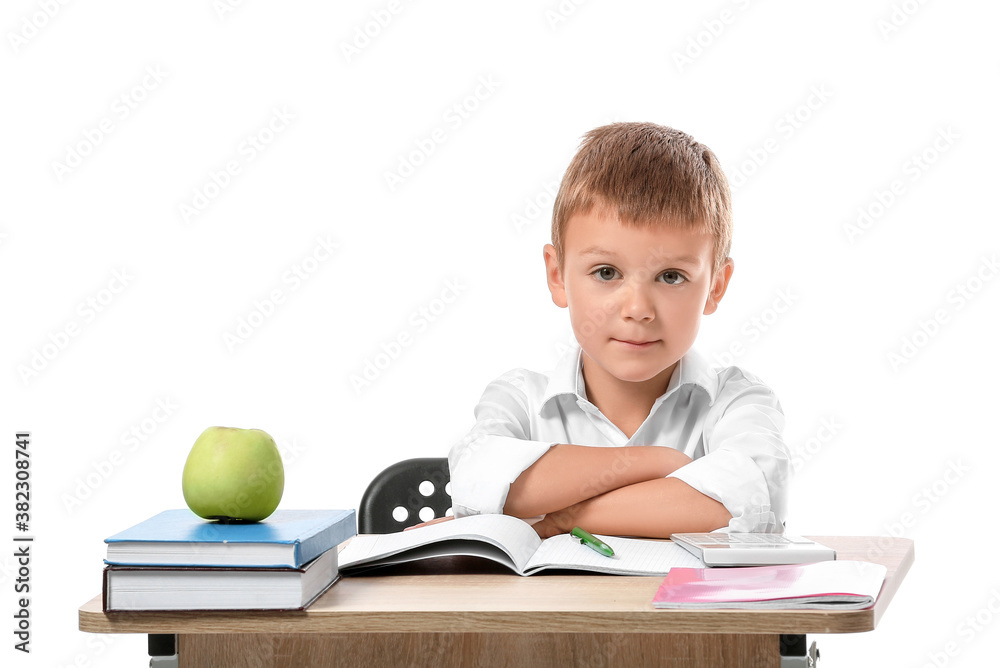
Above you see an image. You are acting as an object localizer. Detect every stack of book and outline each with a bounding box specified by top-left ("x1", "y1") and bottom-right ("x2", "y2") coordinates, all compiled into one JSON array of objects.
[{"x1": 101, "y1": 509, "x2": 356, "y2": 612}]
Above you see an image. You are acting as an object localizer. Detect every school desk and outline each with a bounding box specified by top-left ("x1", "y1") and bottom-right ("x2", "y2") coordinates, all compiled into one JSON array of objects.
[{"x1": 80, "y1": 535, "x2": 913, "y2": 667}]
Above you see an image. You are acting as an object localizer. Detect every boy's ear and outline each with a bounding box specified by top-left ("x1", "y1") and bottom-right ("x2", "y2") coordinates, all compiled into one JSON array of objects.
[
  {"x1": 703, "y1": 258, "x2": 734, "y2": 315},
  {"x1": 543, "y1": 244, "x2": 568, "y2": 308}
]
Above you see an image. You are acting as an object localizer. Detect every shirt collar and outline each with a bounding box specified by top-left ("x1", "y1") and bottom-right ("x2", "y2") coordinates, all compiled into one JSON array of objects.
[{"x1": 538, "y1": 342, "x2": 719, "y2": 415}]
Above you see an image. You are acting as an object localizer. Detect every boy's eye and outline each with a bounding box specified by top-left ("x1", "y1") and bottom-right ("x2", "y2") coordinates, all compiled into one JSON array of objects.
[
  {"x1": 593, "y1": 266, "x2": 619, "y2": 281},
  {"x1": 660, "y1": 271, "x2": 686, "y2": 285}
]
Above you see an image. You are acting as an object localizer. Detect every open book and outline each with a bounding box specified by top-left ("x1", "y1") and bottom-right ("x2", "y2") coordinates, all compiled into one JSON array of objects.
[{"x1": 339, "y1": 514, "x2": 703, "y2": 576}]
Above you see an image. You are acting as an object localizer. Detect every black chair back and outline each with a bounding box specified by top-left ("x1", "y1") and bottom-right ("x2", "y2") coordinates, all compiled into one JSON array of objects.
[{"x1": 358, "y1": 458, "x2": 451, "y2": 533}]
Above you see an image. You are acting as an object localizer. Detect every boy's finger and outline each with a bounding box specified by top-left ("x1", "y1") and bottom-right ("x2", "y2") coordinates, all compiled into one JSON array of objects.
[{"x1": 404, "y1": 515, "x2": 455, "y2": 531}]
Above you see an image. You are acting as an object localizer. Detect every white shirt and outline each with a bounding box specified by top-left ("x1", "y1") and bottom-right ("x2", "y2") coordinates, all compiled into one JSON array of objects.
[{"x1": 448, "y1": 343, "x2": 790, "y2": 532}]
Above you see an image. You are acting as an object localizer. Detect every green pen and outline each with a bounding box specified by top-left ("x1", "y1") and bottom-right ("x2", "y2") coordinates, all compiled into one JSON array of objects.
[{"x1": 571, "y1": 527, "x2": 615, "y2": 558}]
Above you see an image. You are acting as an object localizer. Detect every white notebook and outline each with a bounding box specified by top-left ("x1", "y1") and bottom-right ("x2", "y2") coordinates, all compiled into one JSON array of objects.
[{"x1": 340, "y1": 514, "x2": 702, "y2": 576}]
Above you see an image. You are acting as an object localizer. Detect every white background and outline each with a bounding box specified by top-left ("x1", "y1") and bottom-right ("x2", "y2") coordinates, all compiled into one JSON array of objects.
[{"x1": 3, "y1": 1, "x2": 998, "y2": 666}]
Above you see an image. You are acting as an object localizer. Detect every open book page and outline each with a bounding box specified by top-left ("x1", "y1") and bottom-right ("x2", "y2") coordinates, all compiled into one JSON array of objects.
[
  {"x1": 340, "y1": 514, "x2": 542, "y2": 574},
  {"x1": 340, "y1": 539, "x2": 526, "y2": 574},
  {"x1": 525, "y1": 534, "x2": 703, "y2": 575}
]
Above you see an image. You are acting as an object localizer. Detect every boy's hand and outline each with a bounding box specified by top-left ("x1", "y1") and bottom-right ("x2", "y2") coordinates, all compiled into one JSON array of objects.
[
  {"x1": 530, "y1": 507, "x2": 577, "y2": 539},
  {"x1": 403, "y1": 515, "x2": 455, "y2": 531},
  {"x1": 530, "y1": 514, "x2": 563, "y2": 539}
]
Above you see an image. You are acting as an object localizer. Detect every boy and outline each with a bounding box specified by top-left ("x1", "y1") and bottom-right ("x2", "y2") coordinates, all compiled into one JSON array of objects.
[{"x1": 448, "y1": 122, "x2": 789, "y2": 539}]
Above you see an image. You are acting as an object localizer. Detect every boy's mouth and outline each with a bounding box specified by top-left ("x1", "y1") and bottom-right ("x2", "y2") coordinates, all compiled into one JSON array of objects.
[{"x1": 612, "y1": 338, "x2": 659, "y2": 349}]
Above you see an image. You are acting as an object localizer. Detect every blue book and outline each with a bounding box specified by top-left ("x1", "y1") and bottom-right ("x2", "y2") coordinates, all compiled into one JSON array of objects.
[{"x1": 105, "y1": 509, "x2": 356, "y2": 568}]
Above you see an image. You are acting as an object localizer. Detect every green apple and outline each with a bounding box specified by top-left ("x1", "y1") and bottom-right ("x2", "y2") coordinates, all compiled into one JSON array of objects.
[{"x1": 182, "y1": 426, "x2": 284, "y2": 522}]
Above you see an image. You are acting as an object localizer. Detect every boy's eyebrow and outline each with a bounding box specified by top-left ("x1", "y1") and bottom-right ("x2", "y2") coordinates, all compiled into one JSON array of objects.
[{"x1": 577, "y1": 246, "x2": 703, "y2": 266}]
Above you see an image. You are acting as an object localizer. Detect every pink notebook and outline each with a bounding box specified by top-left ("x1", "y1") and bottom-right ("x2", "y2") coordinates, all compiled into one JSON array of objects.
[{"x1": 652, "y1": 560, "x2": 886, "y2": 610}]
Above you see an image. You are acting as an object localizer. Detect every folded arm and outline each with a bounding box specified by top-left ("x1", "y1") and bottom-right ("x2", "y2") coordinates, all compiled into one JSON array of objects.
[
  {"x1": 448, "y1": 374, "x2": 694, "y2": 518},
  {"x1": 449, "y1": 367, "x2": 789, "y2": 535},
  {"x1": 530, "y1": 477, "x2": 733, "y2": 539},
  {"x1": 502, "y1": 444, "x2": 692, "y2": 518}
]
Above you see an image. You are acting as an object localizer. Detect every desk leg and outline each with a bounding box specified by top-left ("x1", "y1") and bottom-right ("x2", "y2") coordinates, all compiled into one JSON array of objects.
[{"x1": 179, "y1": 632, "x2": 780, "y2": 667}]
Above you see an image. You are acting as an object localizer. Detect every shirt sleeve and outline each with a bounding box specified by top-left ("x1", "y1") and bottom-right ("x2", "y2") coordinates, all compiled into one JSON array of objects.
[
  {"x1": 667, "y1": 375, "x2": 790, "y2": 532},
  {"x1": 448, "y1": 373, "x2": 557, "y2": 517}
]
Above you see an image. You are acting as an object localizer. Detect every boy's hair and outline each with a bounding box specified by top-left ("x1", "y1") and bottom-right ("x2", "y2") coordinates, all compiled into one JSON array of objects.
[{"x1": 551, "y1": 122, "x2": 732, "y2": 274}]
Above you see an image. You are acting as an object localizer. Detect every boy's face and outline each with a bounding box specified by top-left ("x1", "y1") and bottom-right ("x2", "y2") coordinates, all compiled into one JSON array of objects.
[{"x1": 544, "y1": 208, "x2": 733, "y2": 394}]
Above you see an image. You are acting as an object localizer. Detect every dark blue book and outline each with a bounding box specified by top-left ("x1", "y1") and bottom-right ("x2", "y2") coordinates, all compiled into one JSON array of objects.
[{"x1": 105, "y1": 509, "x2": 356, "y2": 568}]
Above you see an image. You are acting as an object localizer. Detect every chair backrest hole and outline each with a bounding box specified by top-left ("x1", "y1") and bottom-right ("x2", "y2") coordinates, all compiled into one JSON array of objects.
[
  {"x1": 357, "y1": 458, "x2": 452, "y2": 534},
  {"x1": 445, "y1": 482, "x2": 452, "y2": 497}
]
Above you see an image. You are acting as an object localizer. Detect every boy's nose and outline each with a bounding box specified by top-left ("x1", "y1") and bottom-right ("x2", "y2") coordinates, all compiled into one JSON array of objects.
[{"x1": 620, "y1": 283, "x2": 654, "y2": 321}]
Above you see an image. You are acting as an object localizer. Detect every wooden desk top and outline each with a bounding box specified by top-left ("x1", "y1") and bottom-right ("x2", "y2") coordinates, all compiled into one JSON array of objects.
[{"x1": 79, "y1": 536, "x2": 913, "y2": 636}]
